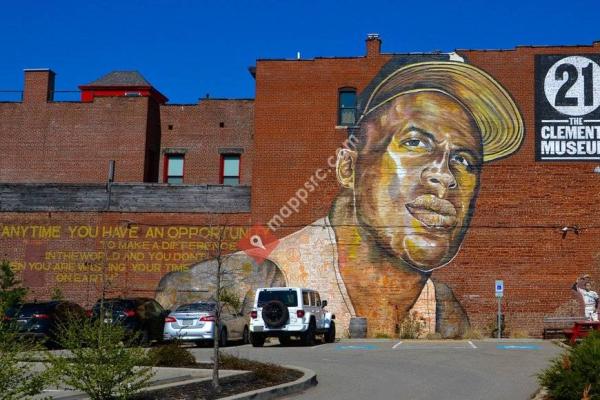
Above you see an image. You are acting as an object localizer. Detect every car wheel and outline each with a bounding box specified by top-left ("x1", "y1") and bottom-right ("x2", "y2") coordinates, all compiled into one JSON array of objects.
[
  {"x1": 325, "y1": 321, "x2": 336, "y2": 343},
  {"x1": 219, "y1": 328, "x2": 228, "y2": 347},
  {"x1": 262, "y1": 300, "x2": 289, "y2": 328},
  {"x1": 250, "y1": 332, "x2": 265, "y2": 347},
  {"x1": 242, "y1": 326, "x2": 250, "y2": 345},
  {"x1": 302, "y1": 320, "x2": 316, "y2": 346}
]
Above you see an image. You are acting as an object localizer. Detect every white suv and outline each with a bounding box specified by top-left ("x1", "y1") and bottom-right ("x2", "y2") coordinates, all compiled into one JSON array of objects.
[{"x1": 249, "y1": 287, "x2": 335, "y2": 347}]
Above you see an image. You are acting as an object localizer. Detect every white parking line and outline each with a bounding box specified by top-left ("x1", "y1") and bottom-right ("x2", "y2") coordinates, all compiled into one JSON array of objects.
[
  {"x1": 468, "y1": 341, "x2": 477, "y2": 349},
  {"x1": 392, "y1": 341, "x2": 403, "y2": 349}
]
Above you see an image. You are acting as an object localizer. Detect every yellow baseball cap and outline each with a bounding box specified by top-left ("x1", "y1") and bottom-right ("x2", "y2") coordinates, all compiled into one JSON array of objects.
[{"x1": 360, "y1": 61, "x2": 525, "y2": 163}]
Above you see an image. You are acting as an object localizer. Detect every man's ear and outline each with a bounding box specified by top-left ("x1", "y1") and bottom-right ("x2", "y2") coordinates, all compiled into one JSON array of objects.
[{"x1": 336, "y1": 148, "x2": 357, "y2": 189}]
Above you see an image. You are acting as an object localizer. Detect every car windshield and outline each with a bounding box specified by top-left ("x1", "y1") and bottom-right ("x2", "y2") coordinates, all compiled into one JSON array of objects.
[
  {"x1": 92, "y1": 300, "x2": 136, "y2": 313},
  {"x1": 257, "y1": 290, "x2": 298, "y2": 307},
  {"x1": 6, "y1": 303, "x2": 52, "y2": 318},
  {"x1": 175, "y1": 303, "x2": 216, "y2": 312}
]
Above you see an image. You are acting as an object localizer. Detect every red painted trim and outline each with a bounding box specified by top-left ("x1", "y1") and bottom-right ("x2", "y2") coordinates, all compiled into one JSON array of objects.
[
  {"x1": 219, "y1": 154, "x2": 225, "y2": 184},
  {"x1": 162, "y1": 154, "x2": 168, "y2": 183},
  {"x1": 164, "y1": 154, "x2": 185, "y2": 183},
  {"x1": 238, "y1": 154, "x2": 242, "y2": 184},
  {"x1": 220, "y1": 153, "x2": 241, "y2": 185},
  {"x1": 78, "y1": 86, "x2": 168, "y2": 104}
]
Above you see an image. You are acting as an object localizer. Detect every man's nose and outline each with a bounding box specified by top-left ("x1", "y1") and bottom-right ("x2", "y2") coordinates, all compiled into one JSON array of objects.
[{"x1": 421, "y1": 157, "x2": 457, "y2": 198}]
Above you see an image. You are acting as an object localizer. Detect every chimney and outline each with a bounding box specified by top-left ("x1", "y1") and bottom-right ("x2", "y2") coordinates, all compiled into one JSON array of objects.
[
  {"x1": 23, "y1": 69, "x2": 55, "y2": 103},
  {"x1": 366, "y1": 33, "x2": 381, "y2": 57}
]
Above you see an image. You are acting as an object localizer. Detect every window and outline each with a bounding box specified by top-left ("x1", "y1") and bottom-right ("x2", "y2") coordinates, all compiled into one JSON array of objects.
[
  {"x1": 164, "y1": 154, "x2": 184, "y2": 184},
  {"x1": 257, "y1": 290, "x2": 298, "y2": 307},
  {"x1": 338, "y1": 89, "x2": 357, "y2": 126},
  {"x1": 302, "y1": 291, "x2": 310, "y2": 306},
  {"x1": 221, "y1": 154, "x2": 240, "y2": 185}
]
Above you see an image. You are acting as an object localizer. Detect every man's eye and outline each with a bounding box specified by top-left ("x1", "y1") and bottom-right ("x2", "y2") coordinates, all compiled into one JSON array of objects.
[
  {"x1": 452, "y1": 155, "x2": 471, "y2": 169},
  {"x1": 402, "y1": 139, "x2": 429, "y2": 150}
]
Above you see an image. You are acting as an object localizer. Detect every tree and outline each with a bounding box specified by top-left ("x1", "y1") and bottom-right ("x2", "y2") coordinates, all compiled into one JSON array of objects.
[
  {"x1": 211, "y1": 222, "x2": 230, "y2": 392},
  {"x1": 0, "y1": 260, "x2": 27, "y2": 313},
  {"x1": 0, "y1": 260, "x2": 51, "y2": 400}
]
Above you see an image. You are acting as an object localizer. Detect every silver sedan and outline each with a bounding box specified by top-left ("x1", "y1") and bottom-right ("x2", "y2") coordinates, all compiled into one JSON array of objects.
[{"x1": 163, "y1": 302, "x2": 249, "y2": 346}]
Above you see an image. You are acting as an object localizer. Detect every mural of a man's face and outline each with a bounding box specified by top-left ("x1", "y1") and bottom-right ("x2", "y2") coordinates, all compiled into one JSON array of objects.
[{"x1": 350, "y1": 91, "x2": 483, "y2": 271}]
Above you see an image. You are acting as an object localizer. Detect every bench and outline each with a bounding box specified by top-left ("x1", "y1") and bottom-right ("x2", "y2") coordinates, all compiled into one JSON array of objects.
[
  {"x1": 542, "y1": 316, "x2": 583, "y2": 339},
  {"x1": 563, "y1": 321, "x2": 600, "y2": 344}
]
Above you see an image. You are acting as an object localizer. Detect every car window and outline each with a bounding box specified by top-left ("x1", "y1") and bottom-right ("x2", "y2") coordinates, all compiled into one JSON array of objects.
[
  {"x1": 302, "y1": 291, "x2": 310, "y2": 306},
  {"x1": 9, "y1": 303, "x2": 51, "y2": 318},
  {"x1": 315, "y1": 292, "x2": 321, "y2": 307},
  {"x1": 310, "y1": 292, "x2": 316, "y2": 307},
  {"x1": 257, "y1": 290, "x2": 298, "y2": 307},
  {"x1": 223, "y1": 304, "x2": 234, "y2": 316},
  {"x1": 176, "y1": 303, "x2": 216, "y2": 312},
  {"x1": 148, "y1": 300, "x2": 164, "y2": 315}
]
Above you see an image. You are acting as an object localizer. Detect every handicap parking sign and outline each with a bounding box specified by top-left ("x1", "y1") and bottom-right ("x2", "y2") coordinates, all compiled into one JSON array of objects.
[{"x1": 495, "y1": 280, "x2": 504, "y2": 298}]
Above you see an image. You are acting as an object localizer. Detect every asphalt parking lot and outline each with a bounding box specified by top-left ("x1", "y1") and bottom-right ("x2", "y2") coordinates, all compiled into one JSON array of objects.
[{"x1": 190, "y1": 339, "x2": 562, "y2": 400}]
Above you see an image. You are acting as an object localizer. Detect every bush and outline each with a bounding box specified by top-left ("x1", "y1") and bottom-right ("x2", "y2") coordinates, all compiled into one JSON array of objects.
[
  {"x1": 537, "y1": 331, "x2": 600, "y2": 400},
  {"x1": 399, "y1": 311, "x2": 424, "y2": 339},
  {"x1": 0, "y1": 260, "x2": 27, "y2": 313},
  {"x1": 425, "y1": 332, "x2": 442, "y2": 340},
  {"x1": 47, "y1": 317, "x2": 154, "y2": 400},
  {"x1": 0, "y1": 315, "x2": 52, "y2": 400},
  {"x1": 0, "y1": 261, "x2": 51, "y2": 400},
  {"x1": 461, "y1": 328, "x2": 483, "y2": 340},
  {"x1": 147, "y1": 343, "x2": 196, "y2": 367}
]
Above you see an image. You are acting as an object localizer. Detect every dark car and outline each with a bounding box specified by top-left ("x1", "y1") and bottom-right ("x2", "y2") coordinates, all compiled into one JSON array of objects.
[
  {"x1": 4, "y1": 301, "x2": 86, "y2": 348},
  {"x1": 91, "y1": 298, "x2": 168, "y2": 344}
]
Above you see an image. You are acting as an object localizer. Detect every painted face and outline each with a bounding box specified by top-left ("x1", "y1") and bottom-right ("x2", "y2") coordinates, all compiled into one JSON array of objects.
[{"x1": 354, "y1": 91, "x2": 482, "y2": 271}]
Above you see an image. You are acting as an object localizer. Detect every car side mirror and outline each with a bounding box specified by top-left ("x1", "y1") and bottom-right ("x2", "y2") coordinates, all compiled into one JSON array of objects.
[{"x1": 321, "y1": 300, "x2": 328, "y2": 308}]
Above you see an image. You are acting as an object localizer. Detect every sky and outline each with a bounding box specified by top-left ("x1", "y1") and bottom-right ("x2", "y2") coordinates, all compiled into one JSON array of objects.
[{"x1": 0, "y1": 0, "x2": 599, "y2": 103}]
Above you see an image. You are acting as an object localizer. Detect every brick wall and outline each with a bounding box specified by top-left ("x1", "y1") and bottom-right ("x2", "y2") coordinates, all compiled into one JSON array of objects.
[
  {"x1": 0, "y1": 211, "x2": 251, "y2": 309},
  {"x1": 0, "y1": 72, "x2": 253, "y2": 186},
  {"x1": 251, "y1": 40, "x2": 600, "y2": 336},
  {"x1": 0, "y1": 96, "x2": 155, "y2": 183},
  {"x1": 159, "y1": 99, "x2": 254, "y2": 185}
]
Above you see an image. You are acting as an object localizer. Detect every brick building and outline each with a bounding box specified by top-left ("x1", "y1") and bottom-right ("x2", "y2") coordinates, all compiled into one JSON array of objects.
[{"x1": 2, "y1": 35, "x2": 600, "y2": 337}]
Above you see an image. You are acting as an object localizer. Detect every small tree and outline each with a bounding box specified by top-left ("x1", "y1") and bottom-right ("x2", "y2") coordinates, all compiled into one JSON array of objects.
[
  {"x1": 0, "y1": 323, "x2": 51, "y2": 400},
  {"x1": 0, "y1": 260, "x2": 27, "y2": 313},
  {"x1": 211, "y1": 222, "x2": 229, "y2": 392},
  {"x1": 0, "y1": 260, "x2": 51, "y2": 400},
  {"x1": 47, "y1": 317, "x2": 154, "y2": 400}
]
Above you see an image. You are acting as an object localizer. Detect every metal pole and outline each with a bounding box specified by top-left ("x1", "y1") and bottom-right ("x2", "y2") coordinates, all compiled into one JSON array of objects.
[{"x1": 497, "y1": 297, "x2": 502, "y2": 339}]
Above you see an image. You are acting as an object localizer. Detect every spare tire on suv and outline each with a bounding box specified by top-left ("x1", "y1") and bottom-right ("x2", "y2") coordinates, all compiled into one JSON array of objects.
[{"x1": 261, "y1": 300, "x2": 289, "y2": 328}]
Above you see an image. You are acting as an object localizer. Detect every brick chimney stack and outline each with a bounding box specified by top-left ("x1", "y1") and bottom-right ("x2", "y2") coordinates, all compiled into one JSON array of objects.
[
  {"x1": 366, "y1": 33, "x2": 382, "y2": 57},
  {"x1": 23, "y1": 69, "x2": 55, "y2": 103}
]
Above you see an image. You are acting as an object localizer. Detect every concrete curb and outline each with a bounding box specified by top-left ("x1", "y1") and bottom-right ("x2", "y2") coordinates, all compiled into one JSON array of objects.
[
  {"x1": 219, "y1": 365, "x2": 318, "y2": 400},
  {"x1": 550, "y1": 339, "x2": 572, "y2": 350}
]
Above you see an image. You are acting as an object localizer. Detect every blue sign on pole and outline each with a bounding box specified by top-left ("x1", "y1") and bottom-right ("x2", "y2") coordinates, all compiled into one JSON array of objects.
[{"x1": 495, "y1": 280, "x2": 504, "y2": 298}]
